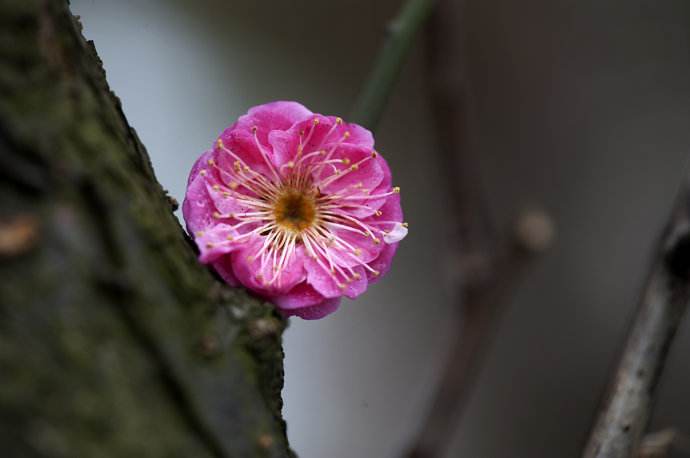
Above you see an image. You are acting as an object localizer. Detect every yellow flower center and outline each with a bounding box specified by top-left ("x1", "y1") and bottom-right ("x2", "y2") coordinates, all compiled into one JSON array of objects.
[{"x1": 273, "y1": 189, "x2": 317, "y2": 233}]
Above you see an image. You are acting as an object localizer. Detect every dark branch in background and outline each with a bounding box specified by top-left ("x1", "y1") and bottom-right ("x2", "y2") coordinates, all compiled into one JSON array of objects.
[
  {"x1": 404, "y1": 1, "x2": 554, "y2": 456},
  {"x1": 582, "y1": 179, "x2": 690, "y2": 458},
  {"x1": 349, "y1": 0, "x2": 436, "y2": 130},
  {"x1": 348, "y1": 0, "x2": 554, "y2": 455}
]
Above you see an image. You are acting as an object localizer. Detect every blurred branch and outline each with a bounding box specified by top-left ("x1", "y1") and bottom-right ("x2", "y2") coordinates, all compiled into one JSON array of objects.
[
  {"x1": 636, "y1": 429, "x2": 679, "y2": 458},
  {"x1": 405, "y1": 1, "x2": 554, "y2": 456},
  {"x1": 349, "y1": 0, "x2": 436, "y2": 130},
  {"x1": 582, "y1": 181, "x2": 690, "y2": 457}
]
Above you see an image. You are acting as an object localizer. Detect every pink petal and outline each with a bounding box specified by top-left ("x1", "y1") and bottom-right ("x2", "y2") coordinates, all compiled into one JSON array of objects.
[
  {"x1": 318, "y1": 145, "x2": 385, "y2": 208},
  {"x1": 280, "y1": 297, "x2": 341, "y2": 320},
  {"x1": 304, "y1": 256, "x2": 368, "y2": 299},
  {"x1": 217, "y1": 129, "x2": 277, "y2": 182},
  {"x1": 383, "y1": 222, "x2": 408, "y2": 243},
  {"x1": 182, "y1": 172, "x2": 216, "y2": 235},
  {"x1": 367, "y1": 241, "x2": 399, "y2": 283},
  {"x1": 268, "y1": 128, "x2": 299, "y2": 170},
  {"x1": 223, "y1": 101, "x2": 313, "y2": 172},
  {"x1": 231, "y1": 236, "x2": 307, "y2": 295},
  {"x1": 238, "y1": 101, "x2": 313, "y2": 145},
  {"x1": 269, "y1": 282, "x2": 327, "y2": 309},
  {"x1": 210, "y1": 255, "x2": 241, "y2": 287},
  {"x1": 187, "y1": 149, "x2": 214, "y2": 186},
  {"x1": 194, "y1": 223, "x2": 242, "y2": 263},
  {"x1": 377, "y1": 192, "x2": 403, "y2": 222},
  {"x1": 270, "y1": 115, "x2": 374, "y2": 169},
  {"x1": 324, "y1": 227, "x2": 384, "y2": 266},
  {"x1": 203, "y1": 181, "x2": 251, "y2": 217}
]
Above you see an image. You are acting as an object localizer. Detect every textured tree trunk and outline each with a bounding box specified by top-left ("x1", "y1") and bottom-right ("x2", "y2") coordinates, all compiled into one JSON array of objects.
[{"x1": 0, "y1": 1, "x2": 292, "y2": 456}]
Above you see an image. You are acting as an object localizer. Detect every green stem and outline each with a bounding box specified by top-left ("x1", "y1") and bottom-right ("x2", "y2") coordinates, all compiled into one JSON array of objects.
[{"x1": 349, "y1": 0, "x2": 436, "y2": 131}]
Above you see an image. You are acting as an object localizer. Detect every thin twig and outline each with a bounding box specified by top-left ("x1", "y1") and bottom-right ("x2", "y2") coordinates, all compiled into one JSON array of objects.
[
  {"x1": 404, "y1": 1, "x2": 553, "y2": 456},
  {"x1": 582, "y1": 182, "x2": 690, "y2": 458},
  {"x1": 637, "y1": 429, "x2": 678, "y2": 458},
  {"x1": 349, "y1": 0, "x2": 436, "y2": 130}
]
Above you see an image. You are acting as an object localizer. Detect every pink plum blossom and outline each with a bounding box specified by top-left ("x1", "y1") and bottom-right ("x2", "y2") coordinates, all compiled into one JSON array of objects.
[{"x1": 182, "y1": 101, "x2": 407, "y2": 319}]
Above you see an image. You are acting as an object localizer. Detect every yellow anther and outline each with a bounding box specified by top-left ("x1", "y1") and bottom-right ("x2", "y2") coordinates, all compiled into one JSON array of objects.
[
  {"x1": 226, "y1": 234, "x2": 234, "y2": 241},
  {"x1": 353, "y1": 273, "x2": 362, "y2": 280},
  {"x1": 402, "y1": 222, "x2": 409, "y2": 227},
  {"x1": 207, "y1": 159, "x2": 215, "y2": 166},
  {"x1": 229, "y1": 182, "x2": 239, "y2": 190},
  {"x1": 251, "y1": 126, "x2": 258, "y2": 133},
  {"x1": 200, "y1": 169, "x2": 207, "y2": 176},
  {"x1": 212, "y1": 184, "x2": 220, "y2": 191},
  {"x1": 372, "y1": 270, "x2": 380, "y2": 276},
  {"x1": 338, "y1": 283, "x2": 347, "y2": 290},
  {"x1": 206, "y1": 242, "x2": 215, "y2": 249},
  {"x1": 247, "y1": 256, "x2": 255, "y2": 262},
  {"x1": 375, "y1": 210, "x2": 382, "y2": 216},
  {"x1": 354, "y1": 248, "x2": 362, "y2": 257},
  {"x1": 342, "y1": 158, "x2": 350, "y2": 165},
  {"x1": 223, "y1": 192, "x2": 231, "y2": 198},
  {"x1": 351, "y1": 164, "x2": 359, "y2": 171},
  {"x1": 195, "y1": 231, "x2": 205, "y2": 237},
  {"x1": 216, "y1": 138, "x2": 224, "y2": 148},
  {"x1": 373, "y1": 238, "x2": 381, "y2": 245},
  {"x1": 212, "y1": 212, "x2": 221, "y2": 219},
  {"x1": 287, "y1": 161, "x2": 295, "y2": 168},
  {"x1": 320, "y1": 149, "x2": 327, "y2": 155},
  {"x1": 371, "y1": 151, "x2": 378, "y2": 158},
  {"x1": 343, "y1": 131, "x2": 351, "y2": 138},
  {"x1": 313, "y1": 118, "x2": 320, "y2": 125},
  {"x1": 393, "y1": 186, "x2": 401, "y2": 193},
  {"x1": 243, "y1": 165, "x2": 250, "y2": 172},
  {"x1": 335, "y1": 117, "x2": 343, "y2": 124}
]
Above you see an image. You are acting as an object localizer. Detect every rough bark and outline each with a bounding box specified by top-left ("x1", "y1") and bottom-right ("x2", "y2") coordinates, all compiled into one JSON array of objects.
[{"x1": 0, "y1": 1, "x2": 292, "y2": 457}]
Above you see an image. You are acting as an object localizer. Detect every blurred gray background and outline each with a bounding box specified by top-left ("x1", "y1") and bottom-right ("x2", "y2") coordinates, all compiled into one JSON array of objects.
[{"x1": 71, "y1": 1, "x2": 690, "y2": 457}]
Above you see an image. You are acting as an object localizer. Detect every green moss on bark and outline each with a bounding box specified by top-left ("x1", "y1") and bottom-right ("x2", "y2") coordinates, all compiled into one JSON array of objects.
[{"x1": 0, "y1": 1, "x2": 293, "y2": 456}]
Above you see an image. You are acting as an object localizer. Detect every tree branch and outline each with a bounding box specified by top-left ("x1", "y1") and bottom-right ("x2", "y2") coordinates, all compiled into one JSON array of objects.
[
  {"x1": 405, "y1": 1, "x2": 553, "y2": 455},
  {"x1": 349, "y1": 0, "x2": 436, "y2": 130},
  {"x1": 0, "y1": 1, "x2": 292, "y2": 456},
  {"x1": 582, "y1": 181, "x2": 690, "y2": 458}
]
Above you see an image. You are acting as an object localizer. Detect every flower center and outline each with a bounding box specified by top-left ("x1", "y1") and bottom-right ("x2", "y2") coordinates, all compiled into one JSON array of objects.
[{"x1": 273, "y1": 188, "x2": 317, "y2": 233}]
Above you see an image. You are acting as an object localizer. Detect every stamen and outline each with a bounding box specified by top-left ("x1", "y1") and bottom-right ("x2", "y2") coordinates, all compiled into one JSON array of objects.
[{"x1": 252, "y1": 127, "x2": 282, "y2": 183}]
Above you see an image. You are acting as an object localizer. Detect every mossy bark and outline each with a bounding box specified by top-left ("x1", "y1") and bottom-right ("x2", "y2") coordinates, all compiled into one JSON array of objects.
[{"x1": 0, "y1": 1, "x2": 293, "y2": 456}]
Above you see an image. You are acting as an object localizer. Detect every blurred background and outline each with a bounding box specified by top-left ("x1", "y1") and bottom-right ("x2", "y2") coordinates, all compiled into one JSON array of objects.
[{"x1": 71, "y1": 1, "x2": 690, "y2": 457}]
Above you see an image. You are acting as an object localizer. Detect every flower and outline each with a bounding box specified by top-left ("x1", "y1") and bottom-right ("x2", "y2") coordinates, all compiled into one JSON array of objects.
[{"x1": 182, "y1": 101, "x2": 407, "y2": 319}]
